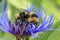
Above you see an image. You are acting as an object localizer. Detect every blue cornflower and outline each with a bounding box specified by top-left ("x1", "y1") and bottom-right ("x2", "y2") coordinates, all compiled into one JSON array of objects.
[{"x1": 0, "y1": 4, "x2": 54, "y2": 40}]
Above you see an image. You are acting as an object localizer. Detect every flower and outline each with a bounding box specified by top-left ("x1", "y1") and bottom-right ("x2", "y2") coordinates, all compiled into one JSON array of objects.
[{"x1": 0, "y1": 4, "x2": 54, "y2": 40}]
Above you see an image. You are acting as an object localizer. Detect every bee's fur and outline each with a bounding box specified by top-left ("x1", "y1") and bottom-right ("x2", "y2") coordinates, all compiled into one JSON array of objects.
[{"x1": 15, "y1": 11, "x2": 39, "y2": 26}]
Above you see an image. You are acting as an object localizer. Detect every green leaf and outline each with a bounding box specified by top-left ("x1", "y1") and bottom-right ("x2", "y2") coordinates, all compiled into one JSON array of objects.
[{"x1": 0, "y1": 31, "x2": 15, "y2": 40}]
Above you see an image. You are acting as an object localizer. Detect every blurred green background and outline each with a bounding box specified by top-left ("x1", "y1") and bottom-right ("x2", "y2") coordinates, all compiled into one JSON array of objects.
[{"x1": 0, "y1": 0, "x2": 60, "y2": 40}]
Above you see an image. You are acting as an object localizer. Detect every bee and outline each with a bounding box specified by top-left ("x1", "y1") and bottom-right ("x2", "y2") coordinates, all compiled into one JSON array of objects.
[
  {"x1": 14, "y1": 10, "x2": 39, "y2": 26},
  {"x1": 28, "y1": 12, "x2": 39, "y2": 23}
]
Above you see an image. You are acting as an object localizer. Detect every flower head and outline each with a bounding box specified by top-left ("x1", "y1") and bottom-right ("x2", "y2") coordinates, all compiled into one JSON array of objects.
[{"x1": 0, "y1": 4, "x2": 54, "y2": 40}]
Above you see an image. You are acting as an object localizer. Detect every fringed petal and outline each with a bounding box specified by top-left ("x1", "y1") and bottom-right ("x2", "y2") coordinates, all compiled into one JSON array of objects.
[
  {"x1": 40, "y1": 14, "x2": 54, "y2": 30},
  {"x1": 34, "y1": 14, "x2": 54, "y2": 32},
  {"x1": 36, "y1": 6, "x2": 42, "y2": 19},
  {"x1": 2, "y1": 0, "x2": 10, "y2": 22},
  {"x1": 0, "y1": 13, "x2": 7, "y2": 29}
]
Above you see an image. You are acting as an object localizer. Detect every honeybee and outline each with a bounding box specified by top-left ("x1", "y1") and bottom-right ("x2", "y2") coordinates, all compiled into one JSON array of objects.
[{"x1": 14, "y1": 10, "x2": 39, "y2": 26}]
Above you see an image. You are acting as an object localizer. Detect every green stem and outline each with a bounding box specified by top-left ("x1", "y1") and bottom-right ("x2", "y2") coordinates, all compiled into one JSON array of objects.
[{"x1": 16, "y1": 37, "x2": 29, "y2": 40}]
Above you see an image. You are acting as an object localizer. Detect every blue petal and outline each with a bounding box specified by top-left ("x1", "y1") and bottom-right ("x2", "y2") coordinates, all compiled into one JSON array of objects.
[
  {"x1": 2, "y1": 0, "x2": 7, "y2": 11},
  {"x1": 28, "y1": 24, "x2": 36, "y2": 32},
  {"x1": 0, "y1": 13, "x2": 13, "y2": 33},
  {"x1": 27, "y1": 4, "x2": 36, "y2": 12},
  {"x1": 0, "y1": 25, "x2": 6, "y2": 32},
  {"x1": 31, "y1": 32, "x2": 35, "y2": 37},
  {"x1": 41, "y1": 14, "x2": 54, "y2": 30},
  {"x1": 31, "y1": 24, "x2": 35, "y2": 30},
  {"x1": 32, "y1": 33, "x2": 40, "y2": 38},
  {"x1": 15, "y1": 25, "x2": 19, "y2": 33},
  {"x1": 3, "y1": 10, "x2": 10, "y2": 22},
  {"x1": 44, "y1": 18, "x2": 54, "y2": 30},
  {"x1": 2, "y1": 0, "x2": 10, "y2": 21},
  {"x1": 35, "y1": 11, "x2": 47, "y2": 30},
  {"x1": 0, "y1": 0, "x2": 11, "y2": 31},
  {"x1": 0, "y1": 14, "x2": 7, "y2": 29},
  {"x1": 34, "y1": 14, "x2": 54, "y2": 32},
  {"x1": 36, "y1": 6, "x2": 42, "y2": 19}
]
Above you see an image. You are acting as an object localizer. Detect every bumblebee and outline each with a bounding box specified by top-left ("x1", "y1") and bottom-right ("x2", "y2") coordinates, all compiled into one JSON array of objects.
[
  {"x1": 14, "y1": 10, "x2": 39, "y2": 26},
  {"x1": 28, "y1": 12, "x2": 39, "y2": 23}
]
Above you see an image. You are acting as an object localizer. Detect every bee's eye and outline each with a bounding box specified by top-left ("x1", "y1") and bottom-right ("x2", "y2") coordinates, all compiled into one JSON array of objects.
[{"x1": 31, "y1": 14, "x2": 38, "y2": 17}]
